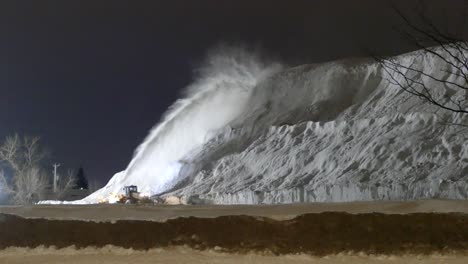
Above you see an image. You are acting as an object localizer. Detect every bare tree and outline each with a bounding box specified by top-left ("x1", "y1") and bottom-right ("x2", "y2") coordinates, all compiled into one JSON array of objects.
[
  {"x1": 55, "y1": 169, "x2": 77, "y2": 200},
  {"x1": 0, "y1": 134, "x2": 49, "y2": 204},
  {"x1": 374, "y1": 2, "x2": 468, "y2": 116}
]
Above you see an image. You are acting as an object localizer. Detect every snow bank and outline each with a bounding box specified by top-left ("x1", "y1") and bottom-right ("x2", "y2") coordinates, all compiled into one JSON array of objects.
[
  {"x1": 59, "y1": 45, "x2": 468, "y2": 205},
  {"x1": 168, "y1": 46, "x2": 468, "y2": 204}
]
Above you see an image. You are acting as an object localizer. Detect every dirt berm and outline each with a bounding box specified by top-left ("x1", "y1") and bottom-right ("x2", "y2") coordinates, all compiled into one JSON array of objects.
[{"x1": 1, "y1": 212, "x2": 467, "y2": 255}]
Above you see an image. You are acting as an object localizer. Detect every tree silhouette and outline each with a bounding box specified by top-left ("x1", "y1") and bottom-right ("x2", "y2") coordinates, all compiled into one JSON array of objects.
[{"x1": 75, "y1": 167, "x2": 88, "y2": 189}]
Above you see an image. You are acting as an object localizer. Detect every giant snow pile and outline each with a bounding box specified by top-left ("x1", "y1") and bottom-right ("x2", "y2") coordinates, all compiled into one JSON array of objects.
[{"x1": 80, "y1": 45, "x2": 468, "y2": 204}]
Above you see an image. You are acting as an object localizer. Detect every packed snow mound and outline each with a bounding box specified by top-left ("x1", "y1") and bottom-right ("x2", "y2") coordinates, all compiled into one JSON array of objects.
[{"x1": 78, "y1": 45, "x2": 468, "y2": 204}]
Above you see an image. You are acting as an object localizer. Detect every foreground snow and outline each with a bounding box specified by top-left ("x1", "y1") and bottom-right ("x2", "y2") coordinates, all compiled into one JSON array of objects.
[
  {"x1": 66, "y1": 45, "x2": 468, "y2": 205},
  {"x1": 1, "y1": 246, "x2": 467, "y2": 264}
]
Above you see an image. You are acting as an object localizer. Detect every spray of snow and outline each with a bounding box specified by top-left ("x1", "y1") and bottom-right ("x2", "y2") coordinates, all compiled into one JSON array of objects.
[
  {"x1": 41, "y1": 45, "x2": 468, "y2": 205},
  {"x1": 78, "y1": 47, "x2": 281, "y2": 203}
]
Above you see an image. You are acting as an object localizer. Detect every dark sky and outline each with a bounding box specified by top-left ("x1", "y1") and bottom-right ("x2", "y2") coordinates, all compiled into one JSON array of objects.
[{"x1": 1, "y1": 0, "x2": 466, "y2": 185}]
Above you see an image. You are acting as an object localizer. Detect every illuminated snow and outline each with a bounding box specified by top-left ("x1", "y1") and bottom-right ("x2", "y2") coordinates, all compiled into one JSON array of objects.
[{"x1": 46, "y1": 45, "x2": 468, "y2": 205}]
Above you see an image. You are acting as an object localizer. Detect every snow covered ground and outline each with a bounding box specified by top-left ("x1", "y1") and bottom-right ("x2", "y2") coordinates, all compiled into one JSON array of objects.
[
  {"x1": 1, "y1": 246, "x2": 467, "y2": 264},
  {"x1": 5, "y1": 199, "x2": 468, "y2": 222},
  {"x1": 74, "y1": 45, "x2": 468, "y2": 204}
]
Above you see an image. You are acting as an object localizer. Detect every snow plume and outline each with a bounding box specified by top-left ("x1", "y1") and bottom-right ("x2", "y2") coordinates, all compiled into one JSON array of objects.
[{"x1": 82, "y1": 46, "x2": 281, "y2": 202}]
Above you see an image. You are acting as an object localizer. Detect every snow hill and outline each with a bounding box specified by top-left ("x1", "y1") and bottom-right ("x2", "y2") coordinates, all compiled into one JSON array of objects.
[{"x1": 82, "y1": 46, "x2": 468, "y2": 204}]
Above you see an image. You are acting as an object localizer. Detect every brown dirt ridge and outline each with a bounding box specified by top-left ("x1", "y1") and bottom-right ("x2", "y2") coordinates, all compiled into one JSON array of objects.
[{"x1": 1, "y1": 212, "x2": 468, "y2": 255}]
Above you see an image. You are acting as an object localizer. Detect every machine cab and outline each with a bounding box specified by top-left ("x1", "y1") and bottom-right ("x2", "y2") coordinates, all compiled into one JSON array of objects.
[{"x1": 123, "y1": 185, "x2": 138, "y2": 197}]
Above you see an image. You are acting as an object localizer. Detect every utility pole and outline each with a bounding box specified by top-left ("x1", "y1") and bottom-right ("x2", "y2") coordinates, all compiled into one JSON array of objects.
[{"x1": 53, "y1": 163, "x2": 61, "y2": 193}]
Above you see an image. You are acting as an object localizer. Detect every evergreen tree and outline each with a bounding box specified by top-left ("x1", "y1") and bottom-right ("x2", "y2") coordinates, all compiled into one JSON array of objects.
[{"x1": 75, "y1": 167, "x2": 88, "y2": 189}]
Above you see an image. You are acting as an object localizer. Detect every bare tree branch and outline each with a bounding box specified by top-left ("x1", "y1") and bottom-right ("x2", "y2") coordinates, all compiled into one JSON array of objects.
[
  {"x1": 373, "y1": 6, "x2": 468, "y2": 114},
  {"x1": 0, "y1": 134, "x2": 21, "y2": 172},
  {"x1": 0, "y1": 171, "x2": 14, "y2": 194},
  {"x1": 371, "y1": 2, "x2": 468, "y2": 119},
  {"x1": 10, "y1": 167, "x2": 48, "y2": 205},
  {"x1": 0, "y1": 135, "x2": 49, "y2": 205},
  {"x1": 55, "y1": 169, "x2": 77, "y2": 200}
]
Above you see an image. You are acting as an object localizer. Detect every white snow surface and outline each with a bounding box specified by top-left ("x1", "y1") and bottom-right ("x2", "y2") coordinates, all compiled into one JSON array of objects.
[{"x1": 60, "y1": 45, "x2": 468, "y2": 205}]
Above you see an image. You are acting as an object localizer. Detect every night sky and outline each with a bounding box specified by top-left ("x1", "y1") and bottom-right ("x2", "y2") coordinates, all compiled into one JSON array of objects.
[{"x1": 1, "y1": 0, "x2": 466, "y2": 184}]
